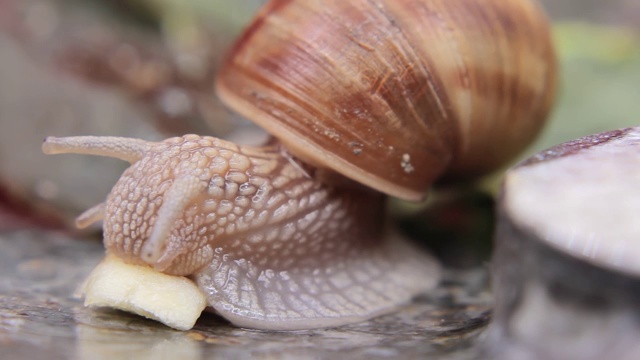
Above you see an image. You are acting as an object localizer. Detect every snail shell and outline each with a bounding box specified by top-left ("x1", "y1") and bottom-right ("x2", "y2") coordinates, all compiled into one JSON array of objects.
[
  {"x1": 41, "y1": 0, "x2": 557, "y2": 330},
  {"x1": 217, "y1": 0, "x2": 557, "y2": 201}
]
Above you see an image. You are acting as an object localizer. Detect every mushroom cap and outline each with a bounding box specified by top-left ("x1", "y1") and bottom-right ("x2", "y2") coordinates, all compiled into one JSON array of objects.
[{"x1": 502, "y1": 128, "x2": 640, "y2": 277}]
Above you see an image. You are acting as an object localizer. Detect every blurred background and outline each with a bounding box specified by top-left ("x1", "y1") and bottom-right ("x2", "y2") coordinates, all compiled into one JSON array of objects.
[
  {"x1": 0, "y1": 0, "x2": 638, "y2": 239},
  {"x1": 0, "y1": 2, "x2": 638, "y2": 358}
]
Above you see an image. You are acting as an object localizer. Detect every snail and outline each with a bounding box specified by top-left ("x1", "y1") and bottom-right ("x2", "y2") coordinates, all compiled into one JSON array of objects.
[{"x1": 41, "y1": 0, "x2": 556, "y2": 330}]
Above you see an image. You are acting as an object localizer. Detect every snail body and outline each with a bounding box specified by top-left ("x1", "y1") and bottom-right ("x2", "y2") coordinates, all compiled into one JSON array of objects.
[
  {"x1": 44, "y1": 135, "x2": 438, "y2": 329},
  {"x1": 42, "y1": 0, "x2": 556, "y2": 330}
]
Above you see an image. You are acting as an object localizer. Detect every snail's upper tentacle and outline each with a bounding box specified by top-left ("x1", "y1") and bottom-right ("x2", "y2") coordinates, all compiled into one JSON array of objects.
[{"x1": 42, "y1": 136, "x2": 156, "y2": 163}]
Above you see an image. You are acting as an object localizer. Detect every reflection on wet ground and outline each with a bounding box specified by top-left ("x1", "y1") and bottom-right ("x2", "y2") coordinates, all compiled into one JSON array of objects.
[{"x1": 0, "y1": 231, "x2": 490, "y2": 359}]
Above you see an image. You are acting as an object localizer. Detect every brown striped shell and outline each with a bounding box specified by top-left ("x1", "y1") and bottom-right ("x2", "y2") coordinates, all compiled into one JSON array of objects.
[{"x1": 216, "y1": 0, "x2": 557, "y2": 201}]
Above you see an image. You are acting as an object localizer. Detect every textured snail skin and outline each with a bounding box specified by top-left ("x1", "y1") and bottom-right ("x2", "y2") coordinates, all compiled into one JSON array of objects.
[
  {"x1": 217, "y1": 0, "x2": 557, "y2": 201},
  {"x1": 42, "y1": 135, "x2": 439, "y2": 330}
]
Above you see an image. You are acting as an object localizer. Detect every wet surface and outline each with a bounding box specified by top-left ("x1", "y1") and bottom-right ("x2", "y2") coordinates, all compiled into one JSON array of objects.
[{"x1": 0, "y1": 231, "x2": 491, "y2": 359}]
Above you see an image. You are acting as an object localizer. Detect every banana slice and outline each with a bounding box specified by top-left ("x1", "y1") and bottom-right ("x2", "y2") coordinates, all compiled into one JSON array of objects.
[{"x1": 80, "y1": 255, "x2": 207, "y2": 330}]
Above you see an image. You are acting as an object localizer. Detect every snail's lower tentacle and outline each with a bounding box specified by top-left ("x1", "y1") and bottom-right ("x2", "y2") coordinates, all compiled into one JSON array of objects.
[{"x1": 75, "y1": 202, "x2": 106, "y2": 229}]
